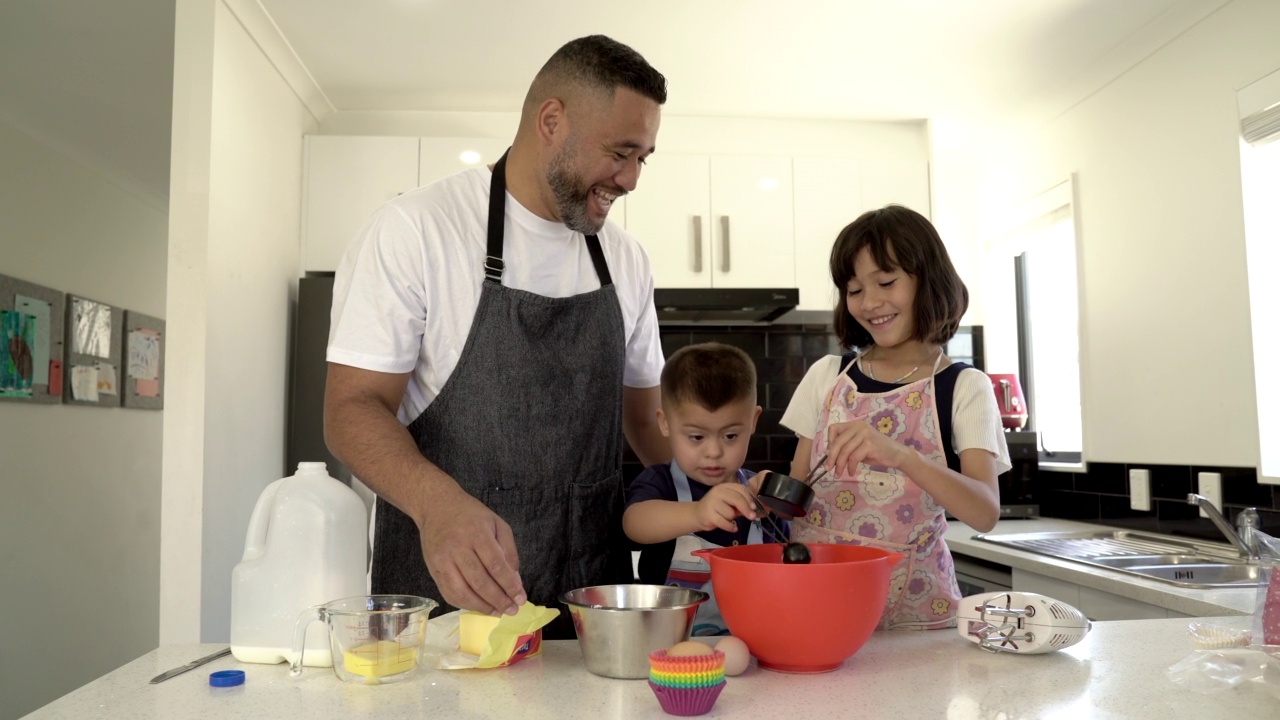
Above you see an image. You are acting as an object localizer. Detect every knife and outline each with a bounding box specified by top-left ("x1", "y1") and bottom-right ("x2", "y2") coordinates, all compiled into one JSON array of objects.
[{"x1": 149, "y1": 647, "x2": 232, "y2": 684}]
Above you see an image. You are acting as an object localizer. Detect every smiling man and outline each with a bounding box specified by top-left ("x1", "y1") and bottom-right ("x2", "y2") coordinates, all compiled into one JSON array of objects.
[{"x1": 323, "y1": 35, "x2": 671, "y2": 639}]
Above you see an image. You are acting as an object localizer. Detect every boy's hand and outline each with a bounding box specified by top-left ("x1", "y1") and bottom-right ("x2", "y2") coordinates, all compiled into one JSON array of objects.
[{"x1": 694, "y1": 483, "x2": 759, "y2": 533}]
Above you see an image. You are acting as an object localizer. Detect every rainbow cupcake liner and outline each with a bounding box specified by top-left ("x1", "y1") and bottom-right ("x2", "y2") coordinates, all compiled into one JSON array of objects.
[
  {"x1": 649, "y1": 668, "x2": 726, "y2": 687},
  {"x1": 648, "y1": 679, "x2": 726, "y2": 717},
  {"x1": 648, "y1": 649, "x2": 725, "y2": 672}
]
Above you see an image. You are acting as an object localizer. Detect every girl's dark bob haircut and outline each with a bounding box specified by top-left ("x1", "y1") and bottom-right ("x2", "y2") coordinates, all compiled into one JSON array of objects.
[{"x1": 830, "y1": 205, "x2": 968, "y2": 350}]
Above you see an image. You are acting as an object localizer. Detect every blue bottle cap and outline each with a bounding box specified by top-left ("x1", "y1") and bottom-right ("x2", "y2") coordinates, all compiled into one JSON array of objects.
[{"x1": 209, "y1": 670, "x2": 245, "y2": 687}]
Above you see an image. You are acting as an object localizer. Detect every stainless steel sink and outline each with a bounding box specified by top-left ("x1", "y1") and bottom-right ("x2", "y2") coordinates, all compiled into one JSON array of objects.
[
  {"x1": 973, "y1": 530, "x2": 1260, "y2": 588},
  {"x1": 1108, "y1": 562, "x2": 1262, "y2": 587}
]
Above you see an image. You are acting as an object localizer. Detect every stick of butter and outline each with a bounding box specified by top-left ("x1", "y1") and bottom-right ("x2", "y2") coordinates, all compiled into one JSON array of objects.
[{"x1": 459, "y1": 612, "x2": 502, "y2": 656}]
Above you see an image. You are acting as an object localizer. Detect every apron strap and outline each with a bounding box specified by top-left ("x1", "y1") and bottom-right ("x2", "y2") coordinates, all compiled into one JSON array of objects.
[
  {"x1": 585, "y1": 234, "x2": 612, "y2": 287},
  {"x1": 484, "y1": 150, "x2": 509, "y2": 283},
  {"x1": 671, "y1": 460, "x2": 693, "y2": 502},
  {"x1": 484, "y1": 148, "x2": 608, "y2": 286}
]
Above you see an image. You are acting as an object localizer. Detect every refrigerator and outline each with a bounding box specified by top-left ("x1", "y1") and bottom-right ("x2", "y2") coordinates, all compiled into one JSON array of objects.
[{"x1": 287, "y1": 273, "x2": 349, "y2": 482}]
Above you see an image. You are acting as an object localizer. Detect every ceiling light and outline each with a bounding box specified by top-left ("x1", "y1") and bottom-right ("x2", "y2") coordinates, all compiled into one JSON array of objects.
[{"x1": 459, "y1": 150, "x2": 481, "y2": 165}]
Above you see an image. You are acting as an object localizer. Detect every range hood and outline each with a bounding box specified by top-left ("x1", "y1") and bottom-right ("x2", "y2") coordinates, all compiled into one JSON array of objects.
[{"x1": 653, "y1": 288, "x2": 799, "y2": 326}]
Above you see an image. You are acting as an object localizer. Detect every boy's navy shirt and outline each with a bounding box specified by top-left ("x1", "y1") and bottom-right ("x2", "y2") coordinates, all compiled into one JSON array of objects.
[{"x1": 626, "y1": 462, "x2": 782, "y2": 584}]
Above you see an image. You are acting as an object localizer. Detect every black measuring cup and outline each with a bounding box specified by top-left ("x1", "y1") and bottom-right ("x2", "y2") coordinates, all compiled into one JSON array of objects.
[{"x1": 755, "y1": 454, "x2": 829, "y2": 521}]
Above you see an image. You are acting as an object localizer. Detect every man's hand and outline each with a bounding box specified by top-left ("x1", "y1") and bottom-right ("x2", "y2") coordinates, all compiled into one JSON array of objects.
[
  {"x1": 419, "y1": 486, "x2": 526, "y2": 616},
  {"x1": 693, "y1": 483, "x2": 758, "y2": 533}
]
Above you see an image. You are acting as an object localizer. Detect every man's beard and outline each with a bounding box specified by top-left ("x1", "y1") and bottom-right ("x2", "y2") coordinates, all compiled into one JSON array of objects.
[{"x1": 547, "y1": 141, "x2": 605, "y2": 235}]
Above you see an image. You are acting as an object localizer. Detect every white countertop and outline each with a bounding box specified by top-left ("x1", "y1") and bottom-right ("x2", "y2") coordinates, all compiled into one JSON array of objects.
[
  {"x1": 25, "y1": 616, "x2": 1276, "y2": 719},
  {"x1": 945, "y1": 517, "x2": 1257, "y2": 616}
]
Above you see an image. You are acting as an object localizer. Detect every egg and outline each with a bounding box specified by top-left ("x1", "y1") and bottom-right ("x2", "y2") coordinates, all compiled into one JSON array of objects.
[
  {"x1": 666, "y1": 640, "x2": 713, "y2": 657},
  {"x1": 714, "y1": 636, "x2": 750, "y2": 676}
]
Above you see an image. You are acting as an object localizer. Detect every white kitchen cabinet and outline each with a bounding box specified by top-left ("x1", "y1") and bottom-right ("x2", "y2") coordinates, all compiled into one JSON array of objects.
[
  {"x1": 625, "y1": 154, "x2": 794, "y2": 289},
  {"x1": 624, "y1": 154, "x2": 711, "y2": 287},
  {"x1": 302, "y1": 135, "x2": 420, "y2": 273},
  {"x1": 1012, "y1": 568, "x2": 1171, "y2": 621},
  {"x1": 792, "y1": 157, "x2": 932, "y2": 311},
  {"x1": 418, "y1": 137, "x2": 510, "y2": 187},
  {"x1": 793, "y1": 157, "x2": 860, "y2": 312}
]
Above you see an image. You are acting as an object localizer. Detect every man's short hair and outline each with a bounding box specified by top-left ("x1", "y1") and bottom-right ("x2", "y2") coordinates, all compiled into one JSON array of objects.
[{"x1": 525, "y1": 34, "x2": 667, "y2": 111}]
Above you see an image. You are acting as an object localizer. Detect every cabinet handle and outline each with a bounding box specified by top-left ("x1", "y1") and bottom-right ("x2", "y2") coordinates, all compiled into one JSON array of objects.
[
  {"x1": 692, "y1": 215, "x2": 703, "y2": 273},
  {"x1": 720, "y1": 216, "x2": 731, "y2": 273}
]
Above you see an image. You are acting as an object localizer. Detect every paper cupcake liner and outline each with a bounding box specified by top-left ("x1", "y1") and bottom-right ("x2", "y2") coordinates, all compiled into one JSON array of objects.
[
  {"x1": 1187, "y1": 622, "x2": 1250, "y2": 649},
  {"x1": 648, "y1": 679, "x2": 725, "y2": 716}
]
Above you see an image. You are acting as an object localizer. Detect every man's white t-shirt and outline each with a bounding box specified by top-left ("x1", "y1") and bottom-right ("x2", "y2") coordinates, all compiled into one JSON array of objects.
[{"x1": 327, "y1": 166, "x2": 665, "y2": 424}]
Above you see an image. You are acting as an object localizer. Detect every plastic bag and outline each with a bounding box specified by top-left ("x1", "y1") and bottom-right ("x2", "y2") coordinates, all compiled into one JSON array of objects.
[
  {"x1": 1167, "y1": 528, "x2": 1280, "y2": 698},
  {"x1": 1166, "y1": 646, "x2": 1280, "y2": 699},
  {"x1": 1253, "y1": 529, "x2": 1280, "y2": 646}
]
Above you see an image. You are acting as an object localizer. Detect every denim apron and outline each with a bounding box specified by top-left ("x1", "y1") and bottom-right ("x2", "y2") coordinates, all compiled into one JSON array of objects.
[{"x1": 370, "y1": 151, "x2": 632, "y2": 639}]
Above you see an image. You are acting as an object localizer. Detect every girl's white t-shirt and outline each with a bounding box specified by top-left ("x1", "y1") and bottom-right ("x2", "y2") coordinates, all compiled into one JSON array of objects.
[
  {"x1": 780, "y1": 354, "x2": 1012, "y2": 474},
  {"x1": 327, "y1": 167, "x2": 664, "y2": 424}
]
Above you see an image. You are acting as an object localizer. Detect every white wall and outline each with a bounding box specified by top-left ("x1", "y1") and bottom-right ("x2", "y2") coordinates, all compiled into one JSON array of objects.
[
  {"x1": 163, "y1": 0, "x2": 317, "y2": 644},
  {"x1": 0, "y1": 119, "x2": 166, "y2": 719},
  {"x1": 951, "y1": 0, "x2": 1280, "y2": 468}
]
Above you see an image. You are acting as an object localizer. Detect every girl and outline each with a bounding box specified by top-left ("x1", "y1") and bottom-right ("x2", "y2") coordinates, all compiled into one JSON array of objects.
[{"x1": 780, "y1": 205, "x2": 1010, "y2": 630}]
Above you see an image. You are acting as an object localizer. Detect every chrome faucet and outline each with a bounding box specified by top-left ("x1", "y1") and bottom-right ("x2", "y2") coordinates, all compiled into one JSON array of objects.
[{"x1": 1186, "y1": 493, "x2": 1259, "y2": 560}]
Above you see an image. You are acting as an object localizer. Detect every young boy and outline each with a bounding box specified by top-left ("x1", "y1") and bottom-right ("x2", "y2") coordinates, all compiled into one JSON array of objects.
[{"x1": 623, "y1": 342, "x2": 782, "y2": 636}]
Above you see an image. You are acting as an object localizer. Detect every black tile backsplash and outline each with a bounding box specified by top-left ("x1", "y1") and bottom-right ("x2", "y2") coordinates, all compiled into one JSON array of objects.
[
  {"x1": 622, "y1": 323, "x2": 840, "y2": 486},
  {"x1": 1038, "y1": 461, "x2": 1280, "y2": 544}
]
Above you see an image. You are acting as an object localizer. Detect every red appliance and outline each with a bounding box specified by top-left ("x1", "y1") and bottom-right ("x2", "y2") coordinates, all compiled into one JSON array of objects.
[{"x1": 988, "y1": 373, "x2": 1028, "y2": 430}]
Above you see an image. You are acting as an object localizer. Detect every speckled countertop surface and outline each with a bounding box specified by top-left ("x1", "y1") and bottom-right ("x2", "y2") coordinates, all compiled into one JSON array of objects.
[
  {"x1": 945, "y1": 517, "x2": 1257, "y2": 616},
  {"x1": 24, "y1": 616, "x2": 1276, "y2": 719}
]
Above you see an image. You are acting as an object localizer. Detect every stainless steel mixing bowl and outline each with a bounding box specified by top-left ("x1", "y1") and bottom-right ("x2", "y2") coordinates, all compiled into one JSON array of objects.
[{"x1": 560, "y1": 584, "x2": 708, "y2": 679}]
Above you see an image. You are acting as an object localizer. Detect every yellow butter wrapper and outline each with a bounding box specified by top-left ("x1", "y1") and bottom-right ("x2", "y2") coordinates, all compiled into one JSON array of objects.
[{"x1": 474, "y1": 602, "x2": 560, "y2": 669}]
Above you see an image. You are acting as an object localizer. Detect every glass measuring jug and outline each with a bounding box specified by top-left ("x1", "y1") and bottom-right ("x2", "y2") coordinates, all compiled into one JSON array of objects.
[{"x1": 290, "y1": 595, "x2": 438, "y2": 684}]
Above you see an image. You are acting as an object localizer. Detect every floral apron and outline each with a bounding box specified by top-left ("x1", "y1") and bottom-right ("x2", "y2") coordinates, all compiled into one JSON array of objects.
[
  {"x1": 665, "y1": 461, "x2": 762, "y2": 637},
  {"x1": 792, "y1": 352, "x2": 961, "y2": 630}
]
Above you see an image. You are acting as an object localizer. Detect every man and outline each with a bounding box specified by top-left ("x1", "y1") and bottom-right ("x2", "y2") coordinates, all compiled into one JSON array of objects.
[{"x1": 323, "y1": 35, "x2": 671, "y2": 639}]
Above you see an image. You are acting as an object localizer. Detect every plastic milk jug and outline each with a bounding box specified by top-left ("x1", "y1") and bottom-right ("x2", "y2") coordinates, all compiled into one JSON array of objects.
[{"x1": 230, "y1": 462, "x2": 368, "y2": 666}]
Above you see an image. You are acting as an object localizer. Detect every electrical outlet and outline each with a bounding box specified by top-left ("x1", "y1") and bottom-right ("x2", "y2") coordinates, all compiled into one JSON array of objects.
[
  {"x1": 1129, "y1": 469, "x2": 1151, "y2": 511},
  {"x1": 1197, "y1": 472, "x2": 1223, "y2": 519}
]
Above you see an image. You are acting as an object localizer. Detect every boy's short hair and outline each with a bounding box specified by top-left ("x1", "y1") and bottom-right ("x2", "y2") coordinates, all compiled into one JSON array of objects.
[{"x1": 661, "y1": 342, "x2": 757, "y2": 411}]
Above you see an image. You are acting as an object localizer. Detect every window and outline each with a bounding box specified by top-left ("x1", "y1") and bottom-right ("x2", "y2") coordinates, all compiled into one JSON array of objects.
[
  {"x1": 987, "y1": 179, "x2": 1085, "y2": 468},
  {"x1": 1014, "y1": 207, "x2": 1083, "y2": 465},
  {"x1": 1239, "y1": 70, "x2": 1280, "y2": 485}
]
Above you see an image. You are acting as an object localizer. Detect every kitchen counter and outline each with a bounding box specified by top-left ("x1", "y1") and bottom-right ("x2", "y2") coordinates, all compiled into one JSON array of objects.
[
  {"x1": 946, "y1": 517, "x2": 1257, "y2": 617},
  {"x1": 25, "y1": 616, "x2": 1276, "y2": 719}
]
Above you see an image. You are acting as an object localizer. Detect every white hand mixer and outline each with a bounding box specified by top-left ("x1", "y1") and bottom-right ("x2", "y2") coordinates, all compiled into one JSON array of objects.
[{"x1": 957, "y1": 591, "x2": 1092, "y2": 654}]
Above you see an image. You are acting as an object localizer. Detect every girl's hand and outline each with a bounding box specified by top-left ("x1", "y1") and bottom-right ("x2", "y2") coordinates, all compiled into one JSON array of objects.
[
  {"x1": 694, "y1": 483, "x2": 758, "y2": 533},
  {"x1": 825, "y1": 420, "x2": 915, "y2": 477}
]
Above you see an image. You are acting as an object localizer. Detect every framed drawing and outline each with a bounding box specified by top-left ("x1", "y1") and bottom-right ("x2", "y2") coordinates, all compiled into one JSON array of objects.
[
  {"x1": 122, "y1": 311, "x2": 164, "y2": 410},
  {"x1": 0, "y1": 273, "x2": 66, "y2": 404},
  {"x1": 64, "y1": 294, "x2": 123, "y2": 407}
]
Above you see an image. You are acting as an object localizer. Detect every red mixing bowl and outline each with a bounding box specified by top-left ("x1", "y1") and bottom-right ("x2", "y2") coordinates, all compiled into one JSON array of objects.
[{"x1": 693, "y1": 543, "x2": 903, "y2": 673}]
